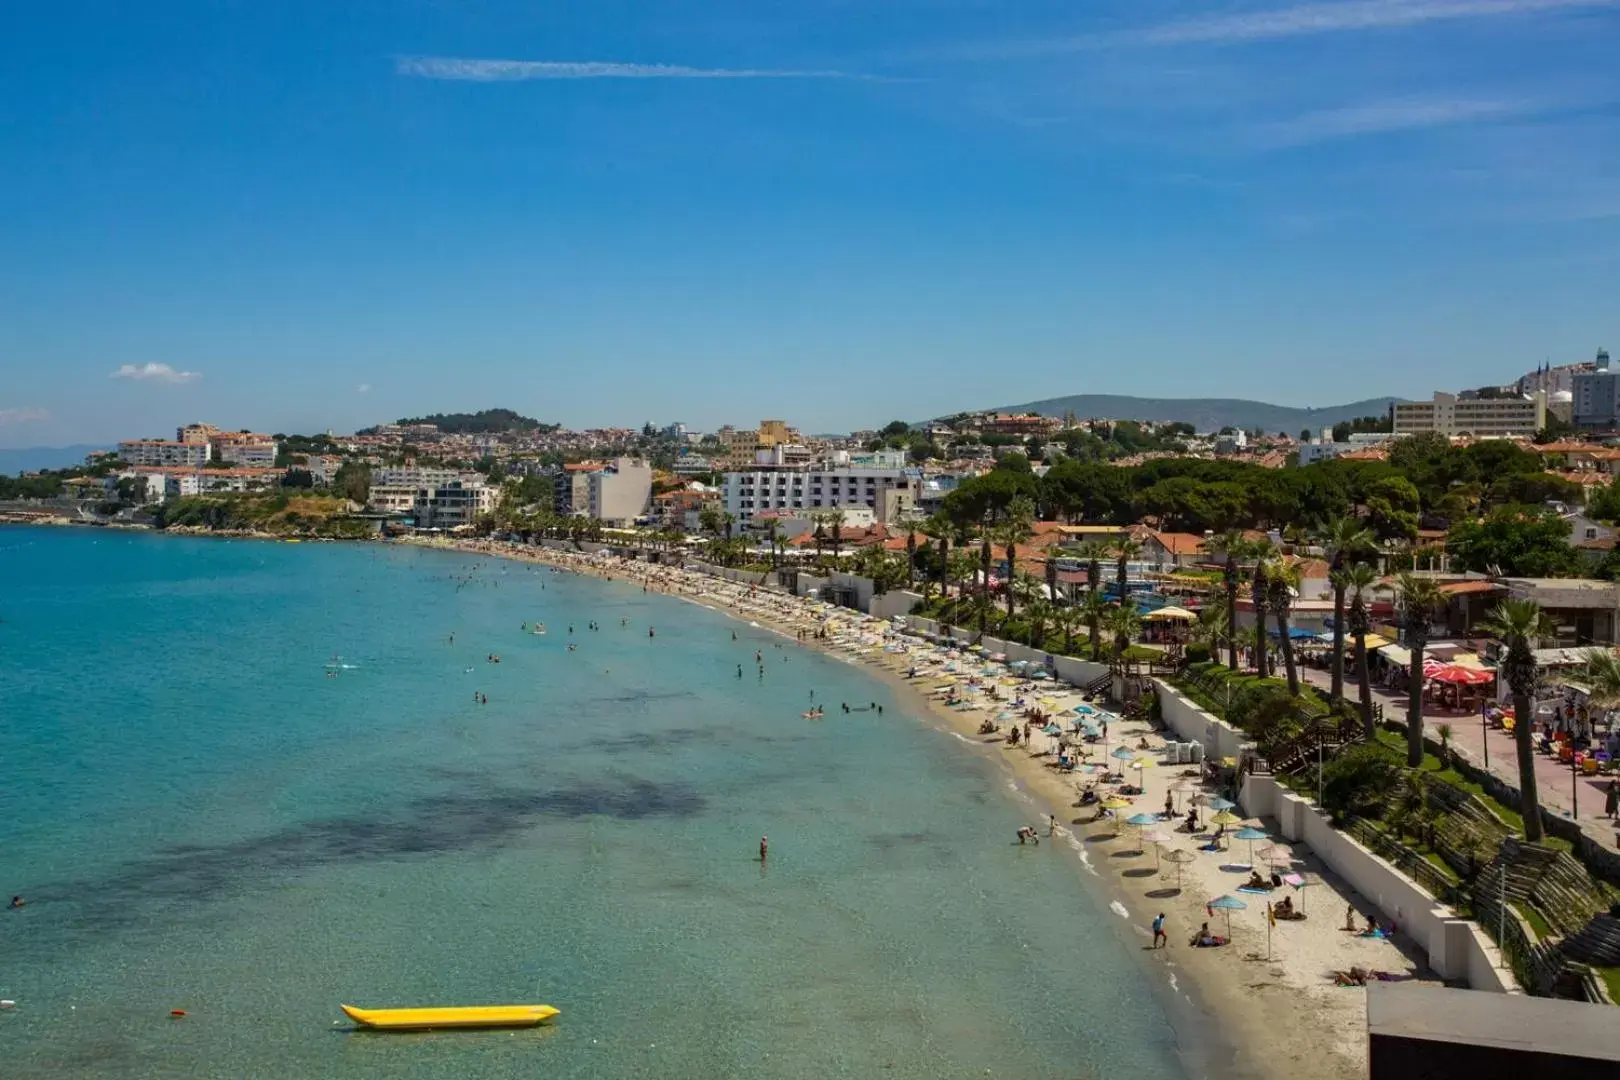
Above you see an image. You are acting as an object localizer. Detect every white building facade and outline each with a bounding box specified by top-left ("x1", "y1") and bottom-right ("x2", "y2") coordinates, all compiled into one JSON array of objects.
[
  {"x1": 1390, "y1": 391, "x2": 1547, "y2": 438},
  {"x1": 723, "y1": 464, "x2": 917, "y2": 525},
  {"x1": 118, "y1": 440, "x2": 213, "y2": 468}
]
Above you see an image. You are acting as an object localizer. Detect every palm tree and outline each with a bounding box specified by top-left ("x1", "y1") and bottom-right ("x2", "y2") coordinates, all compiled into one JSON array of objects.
[
  {"x1": 1344, "y1": 563, "x2": 1381, "y2": 739},
  {"x1": 1112, "y1": 535, "x2": 1143, "y2": 604},
  {"x1": 1055, "y1": 601, "x2": 1083, "y2": 655},
  {"x1": 999, "y1": 496, "x2": 1037, "y2": 618},
  {"x1": 1075, "y1": 540, "x2": 1111, "y2": 596},
  {"x1": 1213, "y1": 530, "x2": 1249, "y2": 672},
  {"x1": 1025, "y1": 595, "x2": 1055, "y2": 648},
  {"x1": 1266, "y1": 557, "x2": 1303, "y2": 697},
  {"x1": 1480, "y1": 600, "x2": 1553, "y2": 843},
  {"x1": 827, "y1": 508, "x2": 846, "y2": 565},
  {"x1": 918, "y1": 513, "x2": 951, "y2": 601},
  {"x1": 1395, "y1": 573, "x2": 1448, "y2": 768},
  {"x1": 948, "y1": 549, "x2": 977, "y2": 619},
  {"x1": 1079, "y1": 590, "x2": 1110, "y2": 662},
  {"x1": 1105, "y1": 604, "x2": 1143, "y2": 662},
  {"x1": 1323, "y1": 518, "x2": 1375, "y2": 703},
  {"x1": 762, "y1": 517, "x2": 781, "y2": 570},
  {"x1": 1250, "y1": 541, "x2": 1274, "y2": 679},
  {"x1": 1581, "y1": 648, "x2": 1620, "y2": 711},
  {"x1": 1196, "y1": 588, "x2": 1233, "y2": 661}
]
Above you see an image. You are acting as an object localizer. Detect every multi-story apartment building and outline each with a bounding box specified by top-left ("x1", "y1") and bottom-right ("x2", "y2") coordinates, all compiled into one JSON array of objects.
[
  {"x1": 176, "y1": 423, "x2": 223, "y2": 445},
  {"x1": 551, "y1": 457, "x2": 652, "y2": 526},
  {"x1": 210, "y1": 433, "x2": 279, "y2": 468},
  {"x1": 374, "y1": 466, "x2": 480, "y2": 488},
  {"x1": 366, "y1": 484, "x2": 422, "y2": 514},
  {"x1": 413, "y1": 480, "x2": 495, "y2": 529},
  {"x1": 118, "y1": 439, "x2": 213, "y2": 468},
  {"x1": 722, "y1": 462, "x2": 917, "y2": 525},
  {"x1": 1390, "y1": 391, "x2": 1547, "y2": 438}
]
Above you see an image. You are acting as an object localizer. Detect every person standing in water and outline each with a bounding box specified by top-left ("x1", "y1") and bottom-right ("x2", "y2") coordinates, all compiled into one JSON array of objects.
[{"x1": 759, "y1": 836, "x2": 768, "y2": 861}]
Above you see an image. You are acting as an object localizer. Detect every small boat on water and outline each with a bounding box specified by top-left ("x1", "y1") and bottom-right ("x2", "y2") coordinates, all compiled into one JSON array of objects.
[{"x1": 340, "y1": 1004, "x2": 559, "y2": 1031}]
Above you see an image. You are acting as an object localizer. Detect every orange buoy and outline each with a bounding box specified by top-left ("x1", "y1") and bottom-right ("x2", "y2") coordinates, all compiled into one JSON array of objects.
[{"x1": 170, "y1": 1009, "x2": 187, "y2": 1018}]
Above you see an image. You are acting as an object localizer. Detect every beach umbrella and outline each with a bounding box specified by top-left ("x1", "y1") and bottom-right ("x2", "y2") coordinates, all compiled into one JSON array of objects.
[
  {"x1": 1111, "y1": 746, "x2": 1136, "y2": 762},
  {"x1": 1430, "y1": 664, "x2": 1493, "y2": 686},
  {"x1": 1030, "y1": 670, "x2": 1052, "y2": 681},
  {"x1": 1073, "y1": 703, "x2": 1094, "y2": 715},
  {"x1": 1140, "y1": 828, "x2": 1170, "y2": 869},
  {"x1": 1207, "y1": 894, "x2": 1247, "y2": 938},
  {"x1": 1126, "y1": 812, "x2": 1159, "y2": 853},
  {"x1": 1010, "y1": 659, "x2": 1030, "y2": 670},
  {"x1": 990, "y1": 652, "x2": 1008, "y2": 662},
  {"x1": 1100, "y1": 795, "x2": 1132, "y2": 835},
  {"x1": 1043, "y1": 723, "x2": 1063, "y2": 736},
  {"x1": 1210, "y1": 810, "x2": 1243, "y2": 826},
  {"x1": 1233, "y1": 826, "x2": 1269, "y2": 867},
  {"x1": 1200, "y1": 795, "x2": 1235, "y2": 811},
  {"x1": 1163, "y1": 848, "x2": 1196, "y2": 888},
  {"x1": 1257, "y1": 843, "x2": 1294, "y2": 869}
]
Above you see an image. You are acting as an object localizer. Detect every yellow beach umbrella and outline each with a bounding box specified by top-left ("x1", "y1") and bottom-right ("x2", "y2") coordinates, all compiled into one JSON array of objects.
[
  {"x1": 1143, "y1": 606, "x2": 1196, "y2": 621},
  {"x1": 1210, "y1": 810, "x2": 1243, "y2": 826},
  {"x1": 1100, "y1": 795, "x2": 1132, "y2": 835}
]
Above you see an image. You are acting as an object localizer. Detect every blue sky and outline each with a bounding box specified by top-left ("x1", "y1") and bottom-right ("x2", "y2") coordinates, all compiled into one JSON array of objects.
[{"x1": 2, "y1": 0, "x2": 1617, "y2": 446}]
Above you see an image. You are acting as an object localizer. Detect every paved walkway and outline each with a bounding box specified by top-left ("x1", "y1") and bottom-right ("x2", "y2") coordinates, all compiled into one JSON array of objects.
[{"x1": 1293, "y1": 665, "x2": 1620, "y2": 852}]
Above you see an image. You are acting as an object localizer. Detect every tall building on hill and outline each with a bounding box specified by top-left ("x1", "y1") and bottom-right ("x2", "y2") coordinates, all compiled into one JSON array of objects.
[{"x1": 1572, "y1": 349, "x2": 1618, "y2": 430}]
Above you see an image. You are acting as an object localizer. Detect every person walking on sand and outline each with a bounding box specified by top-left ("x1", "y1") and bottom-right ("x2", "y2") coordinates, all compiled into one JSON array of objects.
[
  {"x1": 1605, "y1": 778, "x2": 1619, "y2": 820},
  {"x1": 1151, "y1": 912, "x2": 1167, "y2": 949}
]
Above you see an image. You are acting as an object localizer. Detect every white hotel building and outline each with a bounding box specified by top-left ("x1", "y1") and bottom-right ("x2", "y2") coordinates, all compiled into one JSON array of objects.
[{"x1": 722, "y1": 452, "x2": 916, "y2": 526}]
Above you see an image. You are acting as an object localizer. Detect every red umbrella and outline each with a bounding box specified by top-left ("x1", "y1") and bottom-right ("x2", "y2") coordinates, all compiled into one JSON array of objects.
[{"x1": 1429, "y1": 665, "x2": 1494, "y2": 685}]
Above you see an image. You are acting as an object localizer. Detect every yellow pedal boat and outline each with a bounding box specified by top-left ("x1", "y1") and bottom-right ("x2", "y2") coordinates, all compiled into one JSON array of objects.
[{"x1": 341, "y1": 1004, "x2": 559, "y2": 1031}]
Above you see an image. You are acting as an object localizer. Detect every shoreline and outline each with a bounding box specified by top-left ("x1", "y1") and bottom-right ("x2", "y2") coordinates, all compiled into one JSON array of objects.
[{"x1": 401, "y1": 535, "x2": 1428, "y2": 1080}]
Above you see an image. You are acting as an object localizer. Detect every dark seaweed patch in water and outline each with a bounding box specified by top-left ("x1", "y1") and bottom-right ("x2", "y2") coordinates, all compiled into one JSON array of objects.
[
  {"x1": 29, "y1": 777, "x2": 703, "y2": 931},
  {"x1": 592, "y1": 726, "x2": 717, "y2": 754}
]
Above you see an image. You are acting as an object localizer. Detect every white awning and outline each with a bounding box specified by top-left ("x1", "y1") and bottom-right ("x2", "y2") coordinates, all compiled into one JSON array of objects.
[{"x1": 1378, "y1": 644, "x2": 1412, "y2": 667}]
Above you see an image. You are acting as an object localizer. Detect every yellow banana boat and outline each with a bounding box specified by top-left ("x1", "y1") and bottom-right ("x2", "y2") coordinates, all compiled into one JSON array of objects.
[{"x1": 341, "y1": 1003, "x2": 559, "y2": 1031}]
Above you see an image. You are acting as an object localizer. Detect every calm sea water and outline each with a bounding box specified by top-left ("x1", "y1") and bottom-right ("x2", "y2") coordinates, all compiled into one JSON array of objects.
[{"x1": 0, "y1": 527, "x2": 1198, "y2": 1079}]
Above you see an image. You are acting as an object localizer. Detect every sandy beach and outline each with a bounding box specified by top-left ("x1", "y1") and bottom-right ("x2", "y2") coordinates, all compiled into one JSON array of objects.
[{"x1": 406, "y1": 536, "x2": 1436, "y2": 1080}]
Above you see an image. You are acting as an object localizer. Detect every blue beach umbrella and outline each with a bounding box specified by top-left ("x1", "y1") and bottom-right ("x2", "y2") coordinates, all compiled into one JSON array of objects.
[
  {"x1": 1208, "y1": 894, "x2": 1247, "y2": 937},
  {"x1": 1043, "y1": 723, "x2": 1063, "y2": 736},
  {"x1": 1111, "y1": 746, "x2": 1136, "y2": 761},
  {"x1": 1125, "y1": 812, "x2": 1160, "y2": 853},
  {"x1": 1233, "y1": 826, "x2": 1269, "y2": 868},
  {"x1": 1030, "y1": 670, "x2": 1052, "y2": 681},
  {"x1": 1201, "y1": 795, "x2": 1235, "y2": 812}
]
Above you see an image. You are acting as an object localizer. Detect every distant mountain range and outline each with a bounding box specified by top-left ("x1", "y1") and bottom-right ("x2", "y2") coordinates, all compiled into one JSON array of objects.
[
  {"x1": 984, "y1": 394, "x2": 1403, "y2": 434},
  {"x1": 0, "y1": 445, "x2": 106, "y2": 475}
]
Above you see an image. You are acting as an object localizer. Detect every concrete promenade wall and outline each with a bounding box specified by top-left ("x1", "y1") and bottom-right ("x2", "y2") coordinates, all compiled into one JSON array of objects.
[
  {"x1": 903, "y1": 616, "x2": 1111, "y2": 688},
  {"x1": 1153, "y1": 677, "x2": 1253, "y2": 765},
  {"x1": 1152, "y1": 680, "x2": 1520, "y2": 994}
]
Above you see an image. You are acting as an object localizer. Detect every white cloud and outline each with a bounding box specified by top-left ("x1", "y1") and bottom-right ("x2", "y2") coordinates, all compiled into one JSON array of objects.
[
  {"x1": 109, "y1": 362, "x2": 200, "y2": 384},
  {"x1": 356, "y1": 383, "x2": 372, "y2": 394},
  {"x1": 0, "y1": 407, "x2": 48, "y2": 425},
  {"x1": 1134, "y1": 0, "x2": 1619, "y2": 46},
  {"x1": 1255, "y1": 97, "x2": 1531, "y2": 145},
  {"x1": 396, "y1": 56, "x2": 866, "y2": 81}
]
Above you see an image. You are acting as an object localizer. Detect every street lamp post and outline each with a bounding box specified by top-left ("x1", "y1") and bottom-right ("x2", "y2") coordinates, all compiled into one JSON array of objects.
[{"x1": 1480, "y1": 703, "x2": 1489, "y2": 770}]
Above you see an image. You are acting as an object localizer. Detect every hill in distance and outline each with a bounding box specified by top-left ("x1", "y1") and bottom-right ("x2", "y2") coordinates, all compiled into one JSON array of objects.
[
  {"x1": 988, "y1": 394, "x2": 1402, "y2": 434},
  {"x1": 364, "y1": 409, "x2": 559, "y2": 436}
]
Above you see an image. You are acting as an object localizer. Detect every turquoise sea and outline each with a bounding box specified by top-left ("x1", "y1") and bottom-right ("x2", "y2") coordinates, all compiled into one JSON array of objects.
[{"x1": 0, "y1": 527, "x2": 1210, "y2": 1079}]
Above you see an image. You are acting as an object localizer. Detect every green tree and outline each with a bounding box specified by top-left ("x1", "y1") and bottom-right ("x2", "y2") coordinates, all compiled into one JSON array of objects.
[
  {"x1": 698, "y1": 503, "x2": 725, "y2": 538},
  {"x1": 1078, "y1": 591, "x2": 1110, "y2": 662},
  {"x1": 1104, "y1": 604, "x2": 1142, "y2": 664},
  {"x1": 1250, "y1": 541, "x2": 1273, "y2": 678},
  {"x1": 1395, "y1": 573, "x2": 1447, "y2": 767},
  {"x1": 1479, "y1": 599, "x2": 1554, "y2": 843},
  {"x1": 1322, "y1": 518, "x2": 1376, "y2": 704},
  {"x1": 1212, "y1": 531, "x2": 1250, "y2": 672},
  {"x1": 333, "y1": 461, "x2": 372, "y2": 505},
  {"x1": 1112, "y1": 535, "x2": 1142, "y2": 604},
  {"x1": 1447, "y1": 506, "x2": 1581, "y2": 577},
  {"x1": 998, "y1": 495, "x2": 1036, "y2": 618},
  {"x1": 1266, "y1": 557, "x2": 1304, "y2": 697}
]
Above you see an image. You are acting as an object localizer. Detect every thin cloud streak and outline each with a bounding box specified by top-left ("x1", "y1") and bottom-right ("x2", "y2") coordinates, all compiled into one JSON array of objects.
[
  {"x1": 109, "y1": 363, "x2": 200, "y2": 384},
  {"x1": 0, "y1": 407, "x2": 49, "y2": 425},
  {"x1": 1136, "y1": 0, "x2": 1620, "y2": 46},
  {"x1": 1255, "y1": 97, "x2": 1532, "y2": 146},
  {"x1": 942, "y1": 0, "x2": 1619, "y2": 59},
  {"x1": 397, "y1": 57, "x2": 869, "y2": 82}
]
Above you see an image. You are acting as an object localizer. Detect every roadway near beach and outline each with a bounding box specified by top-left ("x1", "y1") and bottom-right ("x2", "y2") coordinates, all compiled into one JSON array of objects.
[{"x1": 416, "y1": 537, "x2": 1438, "y2": 1080}]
